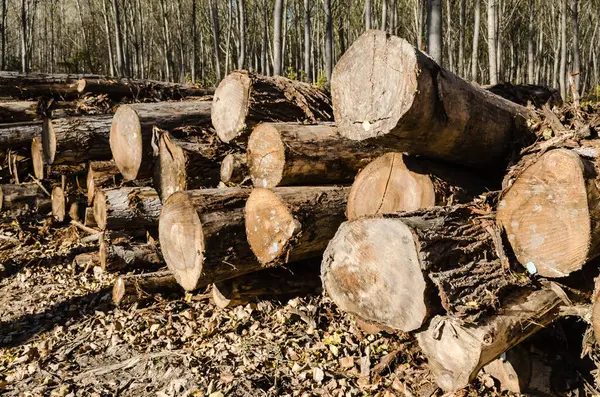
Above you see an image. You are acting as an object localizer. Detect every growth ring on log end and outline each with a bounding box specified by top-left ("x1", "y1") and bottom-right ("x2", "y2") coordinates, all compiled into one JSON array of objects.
[
  {"x1": 347, "y1": 152, "x2": 435, "y2": 220},
  {"x1": 245, "y1": 188, "x2": 300, "y2": 265},
  {"x1": 497, "y1": 149, "x2": 590, "y2": 277},
  {"x1": 321, "y1": 219, "x2": 427, "y2": 332},
  {"x1": 159, "y1": 192, "x2": 205, "y2": 291},
  {"x1": 109, "y1": 105, "x2": 144, "y2": 180},
  {"x1": 331, "y1": 30, "x2": 419, "y2": 141},
  {"x1": 247, "y1": 123, "x2": 286, "y2": 188},
  {"x1": 211, "y1": 72, "x2": 251, "y2": 143}
]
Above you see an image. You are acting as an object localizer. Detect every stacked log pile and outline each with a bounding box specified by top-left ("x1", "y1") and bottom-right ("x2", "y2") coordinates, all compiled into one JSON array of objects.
[{"x1": 4, "y1": 29, "x2": 600, "y2": 394}]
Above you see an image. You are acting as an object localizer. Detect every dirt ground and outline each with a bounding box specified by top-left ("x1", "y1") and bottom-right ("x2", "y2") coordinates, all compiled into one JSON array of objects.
[{"x1": 0, "y1": 212, "x2": 597, "y2": 396}]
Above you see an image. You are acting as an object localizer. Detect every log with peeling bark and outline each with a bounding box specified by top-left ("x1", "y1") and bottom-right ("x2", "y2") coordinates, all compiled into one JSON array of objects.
[
  {"x1": 484, "y1": 83, "x2": 563, "y2": 108},
  {"x1": 93, "y1": 186, "x2": 162, "y2": 231},
  {"x1": 321, "y1": 203, "x2": 528, "y2": 333},
  {"x1": 212, "y1": 261, "x2": 322, "y2": 308},
  {"x1": 416, "y1": 287, "x2": 564, "y2": 392},
  {"x1": 42, "y1": 115, "x2": 113, "y2": 165},
  {"x1": 498, "y1": 147, "x2": 600, "y2": 278},
  {"x1": 346, "y1": 152, "x2": 491, "y2": 220},
  {"x1": 112, "y1": 271, "x2": 182, "y2": 306},
  {"x1": 0, "y1": 121, "x2": 42, "y2": 151},
  {"x1": 159, "y1": 187, "x2": 265, "y2": 291},
  {"x1": 0, "y1": 72, "x2": 98, "y2": 99},
  {"x1": 154, "y1": 128, "x2": 223, "y2": 200},
  {"x1": 245, "y1": 186, "x2": 349, "y2": 267},
  {"x1": 0, "y1": 101, "x2": 40, "y2": 122},
  {"x1": 99, "y1": 239, "x2": 162, "y2": 272},
  {"x1": 331, "y1": 30, "x2": 535, "y2": 169},
  {"x1": 0, "y1": 184, "x2": 51, "y2": 214},
  {"x1": 51, "y1": 186, "x2": 66, "y2": 222},
  {"x1": 211, "y1": 70, "x2": 333, "y2": 143},
  {"x1": 220, "y1": 153, "x2": 249, "y2": 185},
  {"x1": 109, "y1": 101, "x2": 212, "y2": 180},
  {"x1": 247, "y1": 122, "x2": 386, "y2": 188},
  {"x1": 76, "y1": 77, "x2": 215, "y2": 100},
  {"x1": 86, "y1": 160, "x2": 121, "y2": 205}
]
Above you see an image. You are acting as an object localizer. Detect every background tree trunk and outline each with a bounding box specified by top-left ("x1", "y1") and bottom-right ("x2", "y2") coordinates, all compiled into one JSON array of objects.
[
  {"x1": 304, "y1": 0, "x2": 312, "y2": 82},
  {"x1": 273, "y1": 0, "x2": 284, "y2": 76},
  {"x1": 426, "y1": 0, "x2": 443, "y2": 65},
  {"x1": 324, "y1": 0, "x2": 332, "y2": 83},
  {"x1": 559, "y1": 0, "x2": 567, "y2": 98},
  {"x1": 527, "y1": 0, "x2": 535, "y2": 84},
  {"x1": 488, "y1": 0, "x2": 498, "y2": 84},
  {"x1": 471, "y1": 0, "x2": 481, "y2": 81},
  {"x1": 571, "y1": 0, "x2": 581, "y2": 91}
]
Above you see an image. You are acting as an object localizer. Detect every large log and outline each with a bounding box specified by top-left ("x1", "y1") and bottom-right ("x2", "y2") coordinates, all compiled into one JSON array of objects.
[
  {"x1": 154, "y1": 129, "x2": 223, "y2": 200},
  {"x1": 93, "y1": 186, "x2": 162, "y2": 231},
  {"x1": 42, "y1": 115, "x2": 113, "y2": 165},
  {"x1": 211, "y1": 71, "x2": 333, "y2": 143},
  {"x1": 0, "y1": 121, "x2": 42, "y2": 151},
  {"x1": 76, "y1": 77, "x2": 215, "y2": 100},
  {"x1": 0, "y1": 72, "x2": 97, "y2": 99},
  {"x1": 346, "y1": 152, "x2": 491, "y2": 220},
  {"x1": 99, "y1": 239, "x2": 162, "y2": 272},
  {"x1": 416, "y1": 287, "x2": 564, "y2": 392},
  {"x1": 159, "y1": 187, "x2": 265, "y2": 291},
  {"x1": 247, "y1": 122, "x2": 386, "y2": 188},
  {"x1": 0, "y1": 101, "x2": 39, "y2": 122},
  {"x1": 497, "y1": 148, "x2": 600, "y2": 278},
  {"x1": 220, "y1": 153, "x2": 249, "y2": 185},
  {"x1": 112, "y1": 271, "x2": 182, "y2": 306},
  {"x1": 109, "y1": 101, "x2": 212, "y2": 180},
  {"x1": 0, "y1": 184, "x2": 50, "y2": 214},
  {"x1": 321, "y1": 203, "x2": 528, "y2": 333},
  {"x1": 245, "y1": 186, "x2": 349, "y2": 267},
  {"x1": 212, "y1": 261, "x2": 322, "y2": 308},
  {"x1": 331, "y1": 30, "x2": 534, "y2": 169},
  {"x1": 86, "y1": 160, "x2": 121, "y2": 205}
]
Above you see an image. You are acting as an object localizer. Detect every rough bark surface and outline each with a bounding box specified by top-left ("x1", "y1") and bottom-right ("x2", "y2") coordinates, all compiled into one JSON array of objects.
[
  {"x1": 112, "y1": 271, "x2": 181, "y2": 306},
  {"x1": 0, "y1": 121, "x2": 42, "y2": 151},
  {"x1": 77, "y1": 77, "x2": 214, "y2": 100},
  {"x1": 247, "y1": 122, "x2": 386, "y2": 188},
  {"x1": 347, "y1": 152, "x2": 491, "y2": 220},
  {"x1": 0, "y1": 72, "x2": 94, "y2": 99},
  {"x1": 484, "y1": 83, "x2": 563, "y2": 108},
  {"x1": 93, "y1": 186, "x2": 162, "y2": 231},
  {"x1": 100, "y1": 239, "x2": 163, "y2": 272},
  {"x1": 86, "y1": 160, "x2": 121, "y2": 205},
  {"x1": 109, "y1": 101, "x2": 212, "y2": 180},
  {"x1": 331, "y1": 30, "x2": 535, "y2": 169},
  {"x1": 321, "y1": 202, "x2": 529, "y2": 333},
  {"x1": 0, "y1": 100, "x2": 39, "y2": 122},
  {"x1": 417, "y1": 287, "x2": 564, "y2": 392},
  {"x1": 211, "y1": 70, "x2": 333, "y2": 143},
  {"x1": 245, "y1": 186, "x2": 349, "y2": 267},
  {"x1": 0, "y1": 183, "x2": 50, "y2": 214}
]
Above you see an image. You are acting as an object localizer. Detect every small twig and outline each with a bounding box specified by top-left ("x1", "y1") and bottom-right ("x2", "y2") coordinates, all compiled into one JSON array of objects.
[
  {"x1": 0, "y1": 234, "x2": 20, "y2": 244},
  {"x1": 70, "y1": 220, "x2": 101, "y2": 235},
  {"x1": 28, "y1": 174, "x2": 51, "y2": 197},
  {"x1": 81, "y1": 233, "x2": 102, "y2": 243}
]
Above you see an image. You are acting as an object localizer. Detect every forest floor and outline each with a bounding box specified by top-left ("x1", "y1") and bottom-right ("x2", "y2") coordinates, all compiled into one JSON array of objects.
[{"x1": 0, "y1": 213, "x2": 597, "y2": 396}]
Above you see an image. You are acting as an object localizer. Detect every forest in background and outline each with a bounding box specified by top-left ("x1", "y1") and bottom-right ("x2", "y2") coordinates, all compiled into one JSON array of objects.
[{"x1": 0, "y1": 0, "x2": 599, "y2": 100}]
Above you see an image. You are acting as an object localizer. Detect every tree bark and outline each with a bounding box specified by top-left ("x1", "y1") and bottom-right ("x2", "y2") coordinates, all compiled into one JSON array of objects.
[
  {"x1": 426, "y1": 0, "x2": 443, "y2": 65},
  {"x1": 0, "y1": 183, "x2": 50, "y2": 214},
  {"x1": 273, "y1": 0, "x2": 284, "y2": 75},
  {"x1": 86, "y1": 160, "x2": 121, "y2": 205},
  {"x1": 458, "y1": 0, "x2": 465, "y2": 77},
  {"x1": 245, "y1": 186, "x2": 349, "y2": 267},
  {"x1": 220, "y1": 152, "x2": 249, "y2": 185},
  {"x1": 559, "y1": 0, "x2": 567, "y2": 98},
  {"x1": 112, "y1": 271, "x2": 181, "y2": 306},
  {"x1": 0, "y1": 101, "x2": 39, "y2": 122},
  {"x1": 527, "y1": 0, "x2": 535, "y2": 84},
  {"x1": 365, "y1": 0, "x2": 371, "y2": 30},
  {"x1": 42, "y1": 115, "x2": 113, "y2": 165},
  {"x1": 0, "y1": 72, "x2": 98, "y2": 99},
  {"x1": 93, "y1": 186, "x2": 162, "y2": 231},
  {"x1": 237, "y1": 0, "x2": 246, "y2": 69},
  {"x1": 112, "y1": 0, "x2": 126, "y2": 77},
  {"x1": 331, "y1": 30, "x2": 534, "y2": 170},
  {"x1": 347, "y1": 152, "x2": 491, "y2": 220},
  {"x1": 109, "y1": 101, "x2": 212, "y2": 180},
  {"x1": 76, "y1": 78, "x2": 214, "y2": 99},
  {"x1": 498, "y1": 148, "x2": 600, "y2": 278},
  {"x1": 211, "y1": 71, "x2": 332, "y2": 144},
  {"x1": 417, "y1": 287, "x2": 564, "y2": 392},
  {"x1": 323, "y1": 0, "x2": 333, "y2": 83},
  {"x1": 154, "y1": 128, "x2": 223, "y2": 200},
  {"x1": 208, "y1": 0, "x2": 221, "y2": 82},
  {"x1": 487, "y1": 0, "x2": 498, "y2": 84},
  {"x1": 0, "y1": 121, "x2": 42, "y2": 151},
  {"x1": 247, "y1": 122, "x2": 386, "y2": 188},
  {"x1": 571, "y1": 0, "x2": 581, "y2": 92},
  {"x1": 471, "y1": 0, "x2": 480, "y2": 81},
  {"x1": 159, "y1": 187, "x2": 263, "y2": 291},
  {"x1": 100, "y1": 239, "x2": 162, "y2": 272},
  {"x1": 212, "y1": 260, "x2": 322, "y2": 308},
  {"x1": 304, "y1": 0, "x2": 312, "y2": 82}
]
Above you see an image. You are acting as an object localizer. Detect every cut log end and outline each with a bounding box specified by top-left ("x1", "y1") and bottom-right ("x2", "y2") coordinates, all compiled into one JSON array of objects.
[
  {"x1": 498, "y1": 149, "x2": 590, "y2": 277},
  {"x1": 220, "y1": 153, "x2": 248, "y2": 184},
  {"x1": 109, "y1": 105, "x2": 143, "y2": 180},
  {"x1": 51, "y1": 186, "x2": 65, "y2": 222},
  {"x1": 112, "y1": 276, "x2": 127, "y2": 306},
  {"x1": 321, "y1": 218, "x2": 428, "y2": 332},
  {"x1": 41, "y1": 118, "x2": 57, "y2": 164},
  {"x1": 347, "y1": 152, "x2": 435, "y2": 220},
  {"x1": 86, "y1": 164, "x2": 96, "y2": 205},
  {"x1": 99, "y1": 238, "x2": 109, "y2": 271},
  {"x1": 156, "y1": 131, "x2": 187, "y2": 200},
  {"x1": 331, "y1": 30, "x2": 419, "y2": 141},
  {"x1": 245, "y1": 188, "x2": 299, "y2": 266},
  {"x1": 212, "y1": 282, "x2": 235, "y2": 308},
  {"x1": 158, "y1": 192, "x2": 205, "y2": 291},
  {"x1": 93, "y1": 189, "x2": 108, "y2": 230},
  {"x1": 247, "y1": 123, "x2": 286, "y2": 188},
  {"x1": 76, "y1": 78, "x2": 87, "y2": 93},
  {"x1": 211, "y1": 71, "x2": 251, "y2": 143},
  {"x1": 31, "y1": 138, "x2": 45, "y2": 180}
]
